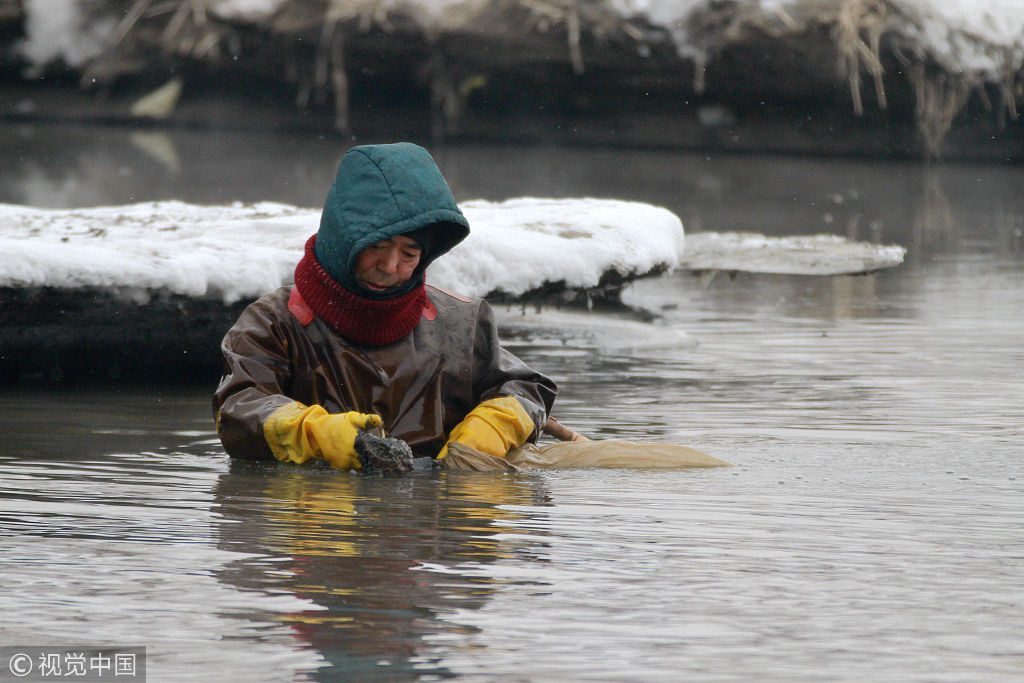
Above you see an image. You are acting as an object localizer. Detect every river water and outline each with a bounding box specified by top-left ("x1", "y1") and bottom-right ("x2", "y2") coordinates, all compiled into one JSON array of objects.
[{"x1": 1, "y1": 119, "x2": 1022, "y2": 681}]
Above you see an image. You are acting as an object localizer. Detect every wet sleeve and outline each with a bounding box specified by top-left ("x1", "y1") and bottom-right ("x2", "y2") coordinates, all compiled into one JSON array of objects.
[
  {"x1": 472, "y1": 300, "x2": 557, "y2": 442},
  {"x1": 212, "y1": 298, "x2": 298, "y2": 460}
]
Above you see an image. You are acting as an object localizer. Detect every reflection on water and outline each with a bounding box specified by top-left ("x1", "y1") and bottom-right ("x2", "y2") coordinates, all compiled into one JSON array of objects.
[
  {"x1": 212, "y1": 461, "x2": 550, "y2": 680},
  {"x1": 2, "y1": 125, "x2": 1023, "y2": 680}
]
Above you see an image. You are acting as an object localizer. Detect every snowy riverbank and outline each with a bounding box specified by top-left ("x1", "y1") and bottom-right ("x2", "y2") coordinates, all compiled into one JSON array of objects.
[
  {"x1": 0, "y1": 197, "x2": 685, "y2": 383},
  {"x1": 2, "y1": 0, "x2": 1022, "y2": 160}
]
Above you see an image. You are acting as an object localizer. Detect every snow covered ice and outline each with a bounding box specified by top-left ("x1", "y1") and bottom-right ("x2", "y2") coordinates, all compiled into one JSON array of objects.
[
  {"x1": 0, "y1": 198, "x2": 685, "y2": 304},
  {"x1": 0, "y1": 198, "x2": 905, "y2": 305}
]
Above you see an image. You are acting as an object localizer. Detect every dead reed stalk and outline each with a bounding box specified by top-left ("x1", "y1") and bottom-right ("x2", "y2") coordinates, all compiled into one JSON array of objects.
[{"x1": 836, "y1": 0, "x2": 889, "y2": 114}]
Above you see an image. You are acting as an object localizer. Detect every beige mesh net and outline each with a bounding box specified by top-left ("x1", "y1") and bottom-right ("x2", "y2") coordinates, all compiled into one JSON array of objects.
[{"x1": 444, "y1": 440, "x2": 730, "y2": 472}]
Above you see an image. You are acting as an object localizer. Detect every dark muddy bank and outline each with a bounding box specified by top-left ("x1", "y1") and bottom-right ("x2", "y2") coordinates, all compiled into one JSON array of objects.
[
  {"x1": 0, "y1": 286, "x2": 247, "y2": 385},
  {"x1": 7, "y1": 76, "x2": 1019, "y2": 164},
  {"x1": 0, "y1": 274, "x2": 639, "y2": 387}
]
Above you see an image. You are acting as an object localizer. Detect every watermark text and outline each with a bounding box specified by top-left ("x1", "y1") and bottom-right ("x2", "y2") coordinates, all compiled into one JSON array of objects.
[{"x1": 1, "y1": 647, "x2": 145, "y2": 682}]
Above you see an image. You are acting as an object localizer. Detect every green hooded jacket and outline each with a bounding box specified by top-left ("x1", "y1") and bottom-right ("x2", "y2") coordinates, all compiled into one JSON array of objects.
[{"x1": 314, "y1": 142, "x2": 470, "y2": 298}]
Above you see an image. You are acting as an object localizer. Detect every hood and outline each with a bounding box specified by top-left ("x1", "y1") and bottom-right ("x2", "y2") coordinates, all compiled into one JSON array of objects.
[{"x1": 314, "y1": 142, "x2": 471, "y2": 298}]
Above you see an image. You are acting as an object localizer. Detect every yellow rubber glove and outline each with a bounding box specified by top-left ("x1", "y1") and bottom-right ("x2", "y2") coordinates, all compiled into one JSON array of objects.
[
  {"x1": 437, "y1": 396, "x2": 535, "y2": 460},
  {"x1": 263, "y1": 401, "x2": 382, "y2": 471}
]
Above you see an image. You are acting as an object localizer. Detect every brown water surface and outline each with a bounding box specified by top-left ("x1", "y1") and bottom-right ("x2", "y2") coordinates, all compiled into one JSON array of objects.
[{"x1": 1, "y1": 120, "x2": 1022, "y2": 681}]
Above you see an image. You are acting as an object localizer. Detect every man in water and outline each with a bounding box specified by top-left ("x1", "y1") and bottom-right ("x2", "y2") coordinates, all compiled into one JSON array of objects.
[{"x1": 213, "y1": 142, "x2": 557, "y2": 470}]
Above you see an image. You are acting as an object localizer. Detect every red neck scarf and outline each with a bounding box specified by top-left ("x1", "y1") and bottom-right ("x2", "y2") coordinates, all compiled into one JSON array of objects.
[{"x1": 293, "y1": 236, "x2": 428, "y2": 347}]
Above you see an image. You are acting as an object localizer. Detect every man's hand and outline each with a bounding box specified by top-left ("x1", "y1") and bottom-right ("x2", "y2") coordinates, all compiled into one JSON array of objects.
[
  {"x1": 437, "y1": 396, "x2": 535, "y2": 460},
  {"x1": 263, "y1": 402, "x2": 382, "y2": 470}
]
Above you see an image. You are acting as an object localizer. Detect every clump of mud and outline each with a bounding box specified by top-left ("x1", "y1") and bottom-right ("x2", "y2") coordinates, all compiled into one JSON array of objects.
[{"x1": 355, "y1": 431, "x2": 414, "y2": 475}]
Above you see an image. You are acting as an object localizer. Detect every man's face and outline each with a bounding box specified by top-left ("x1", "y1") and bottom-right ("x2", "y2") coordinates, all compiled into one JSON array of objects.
[{"x1": 354, "y1": 235, "x2": 423, "y2": 292}]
